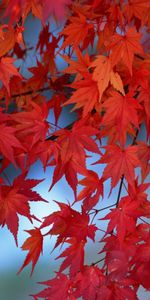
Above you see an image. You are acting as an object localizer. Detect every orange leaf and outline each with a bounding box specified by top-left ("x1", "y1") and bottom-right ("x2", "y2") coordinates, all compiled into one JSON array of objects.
[
  {"x1": 64, "y1": 75, "x2": 99, "y2": 116},
  {"x1": 0, "y1": 57, "x2": 21, "y2": 94},
  {"x1": 61, "y1": 13, "x2": 94, "y2": 50},
  {"x1": 61, "y1": 48, "x2": 91, "y2": 81},
  {"x1": 107, "y1": 27, "x2": 143, "y2": 75},
  {"x1": 0, "y1": 25, "x2": 15, "y2": 57},
  {"x1": 91, "y1": 55, "x2": 112, "y2": 100},
  {"x1": 91, "y1": 56, "x2": 124, "y2": 99},
  {"x1": 18, "y1": 228, "x2": 43, "y2": 275},
  {"x1": 110, "y1": 71, "x2": 125, "y2": 95}
]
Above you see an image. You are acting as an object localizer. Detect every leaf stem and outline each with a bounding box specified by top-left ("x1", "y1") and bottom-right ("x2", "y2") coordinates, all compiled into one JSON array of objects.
[{"x1": 89, "y1": 204, "x2": 116, "y2": 215}]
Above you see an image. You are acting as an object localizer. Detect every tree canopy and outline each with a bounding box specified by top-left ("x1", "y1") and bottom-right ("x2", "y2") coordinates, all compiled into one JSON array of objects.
[{"x1": 0, "y1": 1, "x2": 150, "y2": 299}]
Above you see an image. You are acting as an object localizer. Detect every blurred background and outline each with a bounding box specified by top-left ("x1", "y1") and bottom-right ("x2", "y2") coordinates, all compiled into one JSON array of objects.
[{"x1": 0, "y1": 14, "x2": 149, "y2": 300}]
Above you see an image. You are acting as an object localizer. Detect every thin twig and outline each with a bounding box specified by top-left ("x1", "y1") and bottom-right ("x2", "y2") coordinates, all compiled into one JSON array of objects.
[
  {"x1": 0, "y1": 86, "x2": 51, "y2": 102},
  {"x1": 139, "y1": 217, "x2": 150, "y2": 225},
  {"x1": 89, "y1": 204, "x2": 116, "y2": 215},
  {"x1": 92, "y1": 257, "x2": 105, "y2": 266},
  {"x1": 116, "y1": 175, "x2": 124, "y2": 207}
]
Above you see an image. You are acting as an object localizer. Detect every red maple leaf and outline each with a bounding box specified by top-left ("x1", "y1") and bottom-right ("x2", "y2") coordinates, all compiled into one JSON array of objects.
[
  {"x1": 43, "y1": 0, "x2": 72, "y2": 21},
  {"x1": 11, "y1": 101, "x2": 50, "y2": 148},
  {"x1": 97, "y1": 144, "x2": 141, "y2": 189},
  {"x1": 101, "y1": 91, "x2": 141, "y2": 145},
  {"x1": 32, "y1": 273, "x2": 74, "y2": 300},
  {"x1": 64, "y1": 75, "x2": 99, "y2": 116},
  {"x1": 18, "y1": 227, "x2": 43, "y2": 275},
  {"x1": 137, "y1": 141, "x2": 150, "y2": 181},
  {"x1": 0, "y1": 175, "x2": 46, "y2": 244},
  {"x1": 36, "y1": 24, "x2": 50, "y2": 54},
  {"x1": 41, "y1": 202, "x2": 97, "y2": 246},
  {"x1": 77, "y1": 170, "x2": 104, "y2": 211},
  {"x1": 49, "y1": 122, "x2": 100, "y2": 196},
  {"x1": 0, "y1": 124, "x2": 23, "y2": 166},
  {"x1": 57, "y1": 238, "x2": 85, "y2": 277},
  {"x1": 74, "y1": 265, "x2": 105, "y2": 300},
  {"x1": 61, "y1": 12, "x2": 94, "y2": 50},
  {"x1": 102, "y1": 196, "x2": 142, "y2": 244},
  {"x1": 106, "y1": 27, "x2": 143, "y2": 75},
  {"x1": 0, "y1": 57, "x2": 21, "y2": 94}
]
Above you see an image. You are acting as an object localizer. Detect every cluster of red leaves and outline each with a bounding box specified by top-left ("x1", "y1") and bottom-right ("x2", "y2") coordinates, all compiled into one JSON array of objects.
[{"x1": 0, "y1": 0, "x2": 150, "y2": 299}]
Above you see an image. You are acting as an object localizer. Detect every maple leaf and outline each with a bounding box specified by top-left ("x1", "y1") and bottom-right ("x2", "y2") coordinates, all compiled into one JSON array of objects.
[
  {"x1": 61, "y1": 12, "x2": 94, "y2": 50},
  {"x1": 61, "y1": 48, "x2": 91, "y2": 81},
  {"x1": 135, "y1": 261, "x2": 150, "y2": 290},
  {"x1": 138, "y1": 81, "x2": 150, "y2": 136},
  {"x1": 0, "y1": 124, "x2": 23, "y2": 166},
  {"x1": 0, "y1": 175, "x2": 46, "y2": 244},
  {"x1": 105, "y1": 250, "x2": 129, "y2": 280},
  {"x1": 101, "y1": 91, "x2": 141, "y2": 145},
  {"x1": 98, "y1": 278, "x2": 138, "y2": 300},
  {"x1": 128, "y1": 178, "x2": 150, "y2": 212},
  {"x1": 49, "y1": 122, "x2": 100, "y2": 196},
  {"x1": 32, "y1": 273, "x2": 74, "y2": 300},
  {"x1": 0, "y1": 57, "x2": 21, "y2": 94},
  {"x1": 3, "y1": 0, "x2": 23, "y2": 24},
  {"x1": 131, "y1": 236, "x2": 150, "y2": 289},
  {"x1": 11, "y1": 101, "x2": 50, "y2": 148},
  {"x1": 64, "y1": 75, "x2": 99, "y2": 116},
  {"x1": 41, "y1": 202, "x2": 97, "y2": 246},
  {"x1": 91, "y1": 55, "x2": 124, "y2": 100},
  {"x1": 57, "y1": 238, "x2": 85, "y2": 277},
  {"x1": 101, "y1": 233, "x2": 138, "y2": 260},
  {"x1": 0, "y1": 25, "x2": 15, "y2": 57},
  {"x1": 136, "y1": 223, "x2": 150, "y2": 242},
  {"x1": 102, "y1": 196, "x2": 142, "y2": 244},
  {"x1": 137, "y1": 142, "x2": 150, "y2": 181},
  {"x1": 26, "y1": 139, "x2": 60, "y2": 171},
  {"x1": 36, "y1": 24, "x2": 50, "y2": 54},
  {"x1": 74, "y1": 265, "x2": 105, "y2": 300},
  {"x1": 18, "y1": 228, "x2": 43, "y2": 275},
  {"x1": 48, "y1": 94, "x2": 66, "y2": 125},
  {"x1": 40, "y1": 202, "x2": 97, "y2": 276},
  {"x1": 27, "y1": 60, "x2": 48, "y2": 89},
  {"x1": 42, "y1": 0, "x2": 71, "y2": 21},
  {"x1": 77, "y1": 170, "x2": 104, "y2": 211},
  {"x1": 23, "y1": 0, "x2": 43, "y2": 21},
  {"x1": 107, "y1": 3, "x2": 124, "y2": 29},
  {"x1": 97, "y1": 144, "x2": 141, "y2": 189},
  {"x1": 42, "y1": 34, "x2": 60, "y2": 76},
  {"x1": 123, "y1": 0, "x2": 150, "y2": 23},
  {"x1": 107, "y1": 27, "x2": 143, "y2": 75}
]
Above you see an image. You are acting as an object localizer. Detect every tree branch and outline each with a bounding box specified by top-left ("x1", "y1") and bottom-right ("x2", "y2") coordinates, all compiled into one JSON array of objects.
[
  {"x1": 0, "y1": 86, "x2": 52, "y2": 102},
  {"x1": 92, "y1": 257, "x2": 105, "y2": 266}
]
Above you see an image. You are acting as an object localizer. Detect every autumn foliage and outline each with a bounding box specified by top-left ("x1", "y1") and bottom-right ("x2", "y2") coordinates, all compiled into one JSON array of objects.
[{"x1": 0, "y1": 0, "x2": 150, "y2": 299}]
